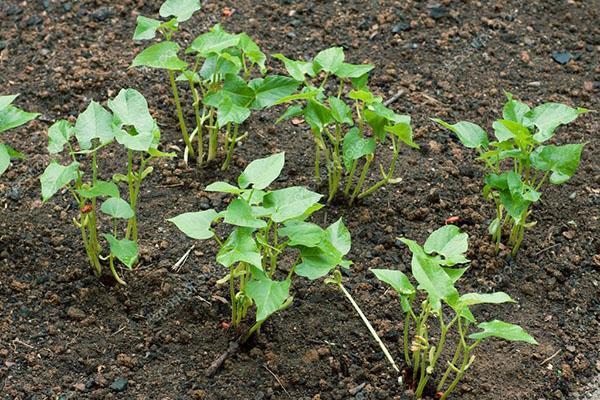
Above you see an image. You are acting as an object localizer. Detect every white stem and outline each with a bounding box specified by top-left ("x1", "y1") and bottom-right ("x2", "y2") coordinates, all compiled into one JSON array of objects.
[{"x1": 339, "y1": 283, "x2": 400, "y2": 372}]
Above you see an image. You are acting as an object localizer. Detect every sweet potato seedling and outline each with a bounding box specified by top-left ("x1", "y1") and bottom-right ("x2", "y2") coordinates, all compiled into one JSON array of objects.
[
  {"x1": 330, "y1": 225, "x2": 537, "y2": 399},
  {"x1": 272, "y1": 47, "x2": 419, "y2": 204},
  {"x1": 433, "y1": 93, "x2": 589, "y2": 255},
  {"x1": 0, "y1": 94, "x2": 39, "y2": 176},
  {"x1": 40, "y1": 89, "x2": 173, "y2": 284},
  {"x1": 169, "y1": 152, "x2": 352, "y2": 341},
  {"x1": 132, "y1": 1, "x2": 298, "y2": 168}
]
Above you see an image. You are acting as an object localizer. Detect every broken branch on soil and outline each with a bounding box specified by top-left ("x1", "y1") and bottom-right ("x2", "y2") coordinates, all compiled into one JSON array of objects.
[
  {"x1": 205, "y1": 341, "x2": 240, "y2": 377},
  {"x1": 383, "y1": 89, "x2": 405, "y2": 107},
  {"x1": 172, "y1": 245, "x2": 195, "y2": 272}
]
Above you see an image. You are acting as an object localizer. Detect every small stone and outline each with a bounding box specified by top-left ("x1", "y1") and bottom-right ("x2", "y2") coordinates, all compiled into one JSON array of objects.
[
  {"x1": 392, "y1": 21, "x2": 410, "y2": 33},
  {"x1": 26, "y1": 15, "x2": 43, "y2": 26},
  {"x1": 63, "y1": 2, "x2": 73, "y2": 12},
  {"x1": 73, "y1": 382, "x2": 86, "y2": 392},
  {"x1": 562, "y1": 230, "x2": 575, "y2": 240},
  {"x1": 66, "y1": 307, "x2": 87, "y2": 320},
  {"x1": 552, "y1": 51, "x2": 572, "y2": 65},
  {"x1": 91, "y1": 7, "x2": 111, "y2": 22},
  {"x1": 429, "y1": 6, "x2": 449, "y2": 19},
  {"x1": 520, "y1": 50, "x2": 530, "y2": 64},
  {"x1": 109, "y1": 377, "x2": 128, "y2": 392}
]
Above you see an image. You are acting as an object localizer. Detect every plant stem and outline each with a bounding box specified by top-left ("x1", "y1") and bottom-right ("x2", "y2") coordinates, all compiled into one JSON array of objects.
[
  {"x1": 221, "y1": 124, "x2": 239, "y2": 171},
  {"x1": 109, "y1": 253, "x2": 127, "y2": 286},
  {"x1": 349, "y1": 155, "x2": 373, "y2": 205},
  {"x1": 230, "y1": 266, "x2": 237, "y2": 326},
  {"x1": 207, "y1": 109, "x2": 218, "y2": 162},
  {"x1": 403, "y1": 313, "x2": 412, "y2": 367},
  {"x1": 168, "y1": 70, "x2": 195, "y2": 159},
  {"x1": 189, "y1": 79, "x2": 204, "y2": 166},
  {"x1": 344, "y1": 159, "x2": 358, "y2": 196},
  {"x1": 314, "y1": 140, "x2": 321, "y2": 182}
]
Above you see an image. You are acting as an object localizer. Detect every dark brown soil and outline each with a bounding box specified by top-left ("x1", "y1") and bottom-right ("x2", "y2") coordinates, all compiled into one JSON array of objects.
[{"x1": 1, "y1": 1, "x2": 599, "y2": 399}]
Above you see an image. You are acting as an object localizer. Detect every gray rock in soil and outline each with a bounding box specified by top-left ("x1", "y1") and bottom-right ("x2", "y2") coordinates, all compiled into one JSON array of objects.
[
  {"x1": 552, "y1": 51, "x2": 572, "y2": 65},
  {"x1": 109, "y1": 377, "x2": 128, "y2": 392}
]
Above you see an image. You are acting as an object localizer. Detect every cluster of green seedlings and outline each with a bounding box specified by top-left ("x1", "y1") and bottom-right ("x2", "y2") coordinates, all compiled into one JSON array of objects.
[
  {"x1": 39, "y1": 88, "x2": 174, "y2": 285},
  {"x1": 169, "y1": 152, "x2": 352, "y2": 341},
  {"x1": 132, "y1": 1, "x2": 298, "y2": 170},
  {"x1": 130, "y1": 1, "x2": 418, "y2": 205},
  {"x1": 0, "y1": 1, "x2": 591, "y2": 398},
  {"x1": 434, "y1": 93, "x2": 588, "y2": 255},
  {"x1": 329, "y1": 226, "x2": 537, "y2": 399},
  {"x1": 0, "y1": 94, "x2": 39, "y2": 176}
]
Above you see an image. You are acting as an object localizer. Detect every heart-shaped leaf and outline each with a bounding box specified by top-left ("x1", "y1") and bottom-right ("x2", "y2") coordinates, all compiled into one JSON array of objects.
[
  {"x1": 75, "y1": 101, "x2": 114, "y2": 150},
  {"x1": 132, "y1": 41, "x2": 187, "y2": 71},
  {"x1": 468, "y1": 320, "x2": 538, "y2": 345},
  {"x1": 104, "y1": 234, "x2": 138, "y2": 269},
  {"x1": 133, "y1": 16, "x2": 161, "y2": 40},
  {"x1": 100, "y1": 197, "x2": 134, "y2": 219},
  {"x1": 40, "y1": 161, "x2": 80, "y2": 201},
  {"x1": 530, "y1": 143, "x2": 584, "y2": 184},
  {"x1": 342, "y1": 127, "x2": 375, "y2": 169},
  {"x1": 159, "y1": 0, "x2": 201, "y2": 22},
  {"x1": 217, "y1": 227, "x2": 262, "y2": 269},
  {"x1": 246, "y1": 267, "x2": 291, "y2": 321},
  {"x1": 168, "y1": 209, "x2": 218, "y2": 240},
  {"x1": 238, "y1": 152, "x2": 285, "y2": 190},
  {"x1": 433, "y1": 118, "x2": 489, "y2": 149},
  {"x1": 76, "y1": 180, "x2": 120, "y2": 199},
  {"x1": 263, "y1": 186, "x2": 323, "y2": 223}
]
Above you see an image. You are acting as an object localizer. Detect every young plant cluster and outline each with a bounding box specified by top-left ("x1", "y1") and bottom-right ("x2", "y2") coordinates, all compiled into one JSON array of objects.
[
  {"x1": 0, "y1": 94, "x2": 39, "y2": 175},
  {"x1": 169, "y1": 152, "x2": 352, "y2": 341},
  {"x1": 273, "y1": 47, "x2": 419, "y2": 203},
  {"x1": 40, "y1": 89, "x2": 173, "y2": 284},
  {"x1": 132, "y1": 0, "x2": 298, "y2": 169},
  {"x1": 434, "y1": 93, "x2": 588, "y2": 255},
  {"x1": 331, "y1": 225, "x2": 537, "y2": 399}
]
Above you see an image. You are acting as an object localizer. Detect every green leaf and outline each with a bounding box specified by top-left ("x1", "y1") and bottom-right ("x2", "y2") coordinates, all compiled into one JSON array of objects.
[
  {"x1": 187, "y1": 28, "x2": 240, "y2": 56},
  {"x1": 401, "y1": 238, "x2": 459, "y2": 309},
  {"x1": 104, "y1": 234, "x2": 138, "y2": 269},
  {"x1": 47, "y1": 120, "x2": 74, "y2": 154},
  {"x1": 386, "y1": 122, "x2": 419, "y2": 148},
  {"x1": 238, "y1": 152, "x2": 285, "y2": 190},
  {"x1": 108, "y1": 88, "x2": 155, "y2": 134},
  {"x1": 133, "y1": 16, "x2": 161, "y2": 40},
  {"x1": 280, "y1": 221, "x2": 325, "y2": 247},
  {"x1": 459, "y1": 292, "x2": 515, "y2": 306},
  {"x1": 295, "y1": 241, "x2": 343, "y2": 280},
  {"x1": 530, "y1": 144, "x2": 584, "y2": 184},
  {"x1": 113, "y1": 128, "x2": 155, "y2": 152},
  {"x1": 348, "y1": 89, "x2": 382, "y2": 104},
  {"x1": 199, "y1": 53, "x2": 241, "y2": 80},
  {"x1": 0, "y1": 94, "x2": 18, "y2": 111},
  {"x1": 335, "y1": 63, "x2": 374, "y2": 79},
  {"x1": 250, "y1": 76, "x2": 300, "y2": 109},
  {"x1": 100, "y1": 197, "x2": 134, "y2": 219},
  {"x1": 263, "y1": 186, "x2": 323, "y2": 223},
  {"x1": 468, "y1": 320, "x2": 538, "y2": 345},
  {"x1": 342, "y1": 127, "x2": 376, "y2": 170},
  {"x1": 223, "y1": 198, "x2": 267, "y2": 228},
  {"x1": 272, "y1": 54, "x2": 314, "y2": 81},
  {"x1": 216, "y1": 97, "x2": 251, "y2": 127},
  {"x1": 325, "y1": 218, "x2": 351, "y2": 255},
  {"x1": 159, "y1": 0, "x2": 201, "y2": 22},
  {"x1": 246, "y1": 267, "x2": 291, "y2": 321},
  {"x1": 76, "y1": 180, "x2": 119, "y2": 199},
  {"x1": 493, "y1": 120, "x2": 532, "y2": 148},
  {"x1": 217, "y1": 227, "x2": 262, "y2": 269},
  {"x1": 205, "y1": 181, "x2": 242, "y2": 194},
  {"x1": 328, "y1": 96, "x2": 353, "y2": 125},
  {"x1": 75, "y1": 101, "x2": 114, "y2": 150},
  {"x1": 40, "y1": 161, "x2": 80, "y2": 202},
  {"x1": 238, "y1": 33, "x2": 266, "y2": 72},
  {"x1": 0, "y1": 105, "x2": 39, "y2": 134},
  {"x1": 371, "y1": 269, "x2": 415, "y2": 296},
  {"x1": 524, "y1": 103, "x2": 586, "y2": 142},
  {"x1": 368, "y1": 103, "x2": 410, "y2": 124},
  {"x1": 275, "y1": 104, "x2": 303, "y2": 125},
  {"x1": 432, "y1": 118, "x2": 489, "y2": 149},
  {"x1": 313, "y1": 47, "x2": 345, "y2": 74},
  {"x1": 167, "y1": 209, "x2": 218, "y2": 240},
  {"x1": 424, "y1": 225, "x2": 469, "y2": 265},
  {"x1": 503, "y1": 92, "x2": 530, "y2": 124},
  {"x1": 0, "y1": 145, "x2": 10, "y2": 175},
  {"x1": 131, "y1": 41, "x2": 187, "y2": 71},
  {"x1": 204, "y1": 75, "x2": 255, "y2": 108},
  {"x1": 304, "y1": 99, "x2": 333, "y2": 132}
]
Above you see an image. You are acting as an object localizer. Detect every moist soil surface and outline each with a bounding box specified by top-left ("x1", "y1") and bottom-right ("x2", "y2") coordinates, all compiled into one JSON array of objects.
[{"x1": 1, "y1": 1, "x2": 599, "y2": 399}]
